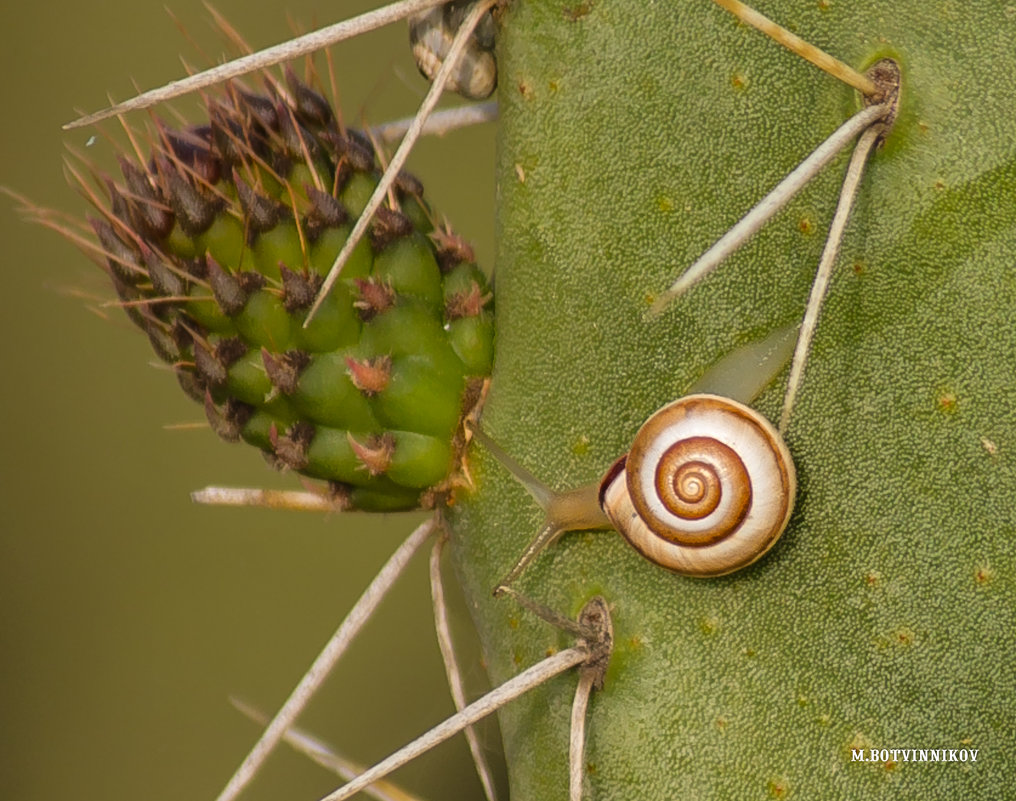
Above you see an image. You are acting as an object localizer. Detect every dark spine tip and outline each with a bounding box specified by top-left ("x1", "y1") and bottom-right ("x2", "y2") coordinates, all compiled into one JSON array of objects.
[
  {"x1": 90, "y1": 217, "x2": 144, "y2": 285},
  {"x1": 206, "y1": 256, "x2": 248, "y2": 317},
  {"x1": 445, "y1": 283, "x2": 492, "y2": 321},
  {"x1": 193, "y1": 339, "x2": 228, "y2": 387},
  {"x1": 280, "y1": 265, "x2": 322, "y2": 312},
  {"x1": 284, "y1": 66, "x2": 335, "y2": 128},
  {"x1": 175, "y1": 367, "x2": 206, "y2": 403},
  {"x1": 394, "y1": 170, "x2": 424, "y2": 198},
  {"x1": 326, "y1": 131, "x2": 376, "y2": 173},
  {"x1": 160, "y1": 157, "x2": 220, "y2": 235},
  {"x1": 141, "y1": 244, "x2": 184, "y2": 298},
  {"x1": 432, "y1": 229, "x2": 476, "y2": 272},
  {"x1": 352, "y1": 277, "x2": 396, "y2": 320},
  {"x1": 262, "y1": 348, "x2": 310, "y2": 395},
  {"x1": 215, "y1": 337, "x2": 248, "y2": 369},
  {"x1": 369, "y1": 206, "x2": 414, "y2": 251},
  {"x1": 203, "y1": 391, "x2": 245, "y2": 442},
  {"x1": 233, "y1": 168, "x2": 286, "y2": 233},
  {"x1": 273, "y1": 421, "x2": 315, "y2": 470},
  {"x1": 304, "y1": 185, "x2": 349, "y2": 238}
]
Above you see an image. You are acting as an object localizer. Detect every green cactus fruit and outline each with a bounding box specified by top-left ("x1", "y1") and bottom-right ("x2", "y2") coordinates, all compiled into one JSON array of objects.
[{"x1": 80, "y1": 68, "x2": 493, "y2": 512}]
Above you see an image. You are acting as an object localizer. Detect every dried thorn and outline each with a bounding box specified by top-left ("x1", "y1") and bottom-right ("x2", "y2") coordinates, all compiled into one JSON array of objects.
[
  {"x1": 345, "y1": 355, "x2": 392, "y2": 396},
  {"x1": 284, "y1": 66, "x2": 334, "y2": 128},
  {"x1": 352, "y1": 277, "x2": 396, "y2": 320},
  {"x1": 431, "y1": 226, "x2": 475, "y2": 272},
  {"x1": 141, "y1": 243, "x2": 185, "y2": 297},
  {"x1": 280, "y1": 265, "x2": 321, "y2": 312},
  {"x1": 445, "y1": 283, "x2": 491, "y2": 321},
  {"x1": 175, "y1": 367, "x2": 207, "y2": 402},
  {"x1": 262, "y1": 348, "x2": 311, "y2": 395},
  {"x1": 234, "y1": 168, "x2": 287, "y2": 233},
  {"x1": 160, "y1": 156, "x2": 221, "y2": 234},
  {"x1": 89, "y1": 217, "x2": 144, "y2": 284},
  {"x1": 206, "y1": 256, "x2": 248, "y2": 316},
  {"x1": 369, "y1": 205, "x2": 414, "y2": 251},
  {"x1": 347, "y1": 432, "x2": 395, "y2": 476},
  {"x1": 194, "y1": 339, "x2": 228, "y2": 387},
  {"x1": 273, "y1": 421, "x2": 315, "y2": 470},
  {"x1": 304, "y1": 185, "x2": 349, "y2": 239}
]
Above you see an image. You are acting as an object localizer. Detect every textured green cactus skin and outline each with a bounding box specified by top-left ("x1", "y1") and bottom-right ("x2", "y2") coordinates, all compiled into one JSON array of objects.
[
  {"x1": 89, "y1": 74, "x2": 492, "y2": 512},
  {"x1": 450, "y1": 1, "x2": 1015, "y2": 798}
]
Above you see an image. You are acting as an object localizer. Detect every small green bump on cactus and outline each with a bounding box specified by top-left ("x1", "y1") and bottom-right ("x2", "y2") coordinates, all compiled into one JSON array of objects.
[
  {"x1": 164, "y1": 222, "x2": 200, "y2": 259},
  {"x1": 309, "y1": 224, "x2": 373, "y2": 279},
  {"x1": 402, "y1": 194, "x2": 433, "y2": 233},
  {"x1": 447, "y1": 314, "x2": 495, "y2": 375},
  {"x1": 239, "y1": 406, "x2": 297, "y2": 452},
  {"x1": 251, "y1": 219, "x2": 303, "y2": 280},
  {"x1": 184, "y1": 284, "x2": 238, "y2": 334},
  {"x1": 359, "y1": 304, "x2": 460, "y2": 368},
  {"x1": 198, "y1": 213, "x2": 248, "y2": 274},
  {"x1": 225, "y1": 348, "x2": 273, "y2": 406},
  {"x1": 339, "y1": 171, "x2": 378, "y2": 218},
  {"x1": 442, "y1": 261, "x2": 490, "y2": 301},
  {"x1": 300, "y1": 427, "x2": 385, "y2": 486},
  {"x1": 292, "y1": 284, "x2": 361, "y2": 352},
  {"x1": 291, "y1": 352, "x2": 380, "y2": 430},
  {"x1": 370, "y1": 355, "x2": 465, "y2": 438},
  {"x1": 344, "y1": 484, "x2": 423, "y2": 513},
  {"x1": 233, "y1": 289, "x2": 293, "y2": 350},
  {"x1": 373, "y1": 231, "x2": 444, "y2": 306},
  {"x1": 386, "y1": 431, "x2": 454, "y2": 489}
]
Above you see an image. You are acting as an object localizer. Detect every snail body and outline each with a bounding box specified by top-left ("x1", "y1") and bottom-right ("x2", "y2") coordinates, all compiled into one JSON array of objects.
[
  {"x1": 598, "y1": 394, "x2": 795, "y2": 577},
  {"x1": 485, "y1": 393, "x2": 796, "y2": 592}
]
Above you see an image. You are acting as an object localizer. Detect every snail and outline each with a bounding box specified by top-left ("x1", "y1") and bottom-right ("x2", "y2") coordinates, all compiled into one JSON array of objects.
[
  {"x1": 408, "y1": 1, "x2": 498, "y2": 100},
  {"x1": 599, "y1": 394, "x2": 795, "y2": 577},
  {"x1": 476, "y1": 330, "x2": 799, "y2": 593}
]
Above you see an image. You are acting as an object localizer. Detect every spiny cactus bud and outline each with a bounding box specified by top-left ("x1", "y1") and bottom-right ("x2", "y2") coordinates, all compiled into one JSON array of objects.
[{"x1": 73, "y1": 69, "x2": 493, "y2": 511}]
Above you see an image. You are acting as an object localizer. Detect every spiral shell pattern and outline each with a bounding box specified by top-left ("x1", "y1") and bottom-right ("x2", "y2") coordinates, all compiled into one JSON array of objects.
[{"x1": 599, "y1": 394, "x2": 795, "y2": 576}]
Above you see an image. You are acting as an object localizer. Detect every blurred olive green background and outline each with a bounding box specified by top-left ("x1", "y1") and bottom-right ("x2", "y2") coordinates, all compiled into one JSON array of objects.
[{"x1": 0, "y1": 2, "x2": 498, "y2": 799}]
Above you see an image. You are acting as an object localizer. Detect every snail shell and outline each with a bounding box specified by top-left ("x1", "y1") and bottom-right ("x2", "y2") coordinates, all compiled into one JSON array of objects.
[
  {"x1": 408, "y1": 3, "x2": 498, "y2": 100},
  {"x1": 598, "y1": 394, "x2": 795, "y2": 577}
]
